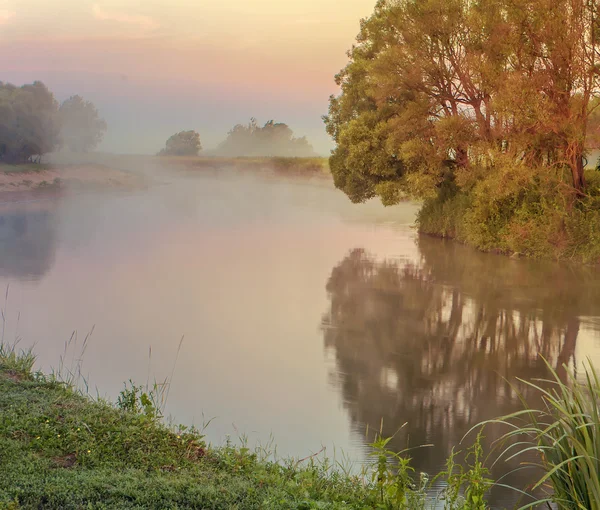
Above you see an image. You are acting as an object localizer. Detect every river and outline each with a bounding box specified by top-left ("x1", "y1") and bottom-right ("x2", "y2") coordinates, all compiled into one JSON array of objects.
[{"x1": 1, "y1": 165, "x2": 599, "y2": 508}]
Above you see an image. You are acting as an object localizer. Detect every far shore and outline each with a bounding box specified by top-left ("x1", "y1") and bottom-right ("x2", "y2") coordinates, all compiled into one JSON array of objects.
[
  {"x1": 0, "y1": 155, "x2": 331, "y2": 196},
  {"x1": 156, "y1": 155, "x2": 330, "y2": 176},
  {"x1": 0, "y1": 162, "x2": 145, "y2": 195}
]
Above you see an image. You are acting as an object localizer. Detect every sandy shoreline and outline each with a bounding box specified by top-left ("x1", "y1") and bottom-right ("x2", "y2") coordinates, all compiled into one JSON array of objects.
[{"x1": 0, "y1": 164, "x2": 144, "y2": 196}]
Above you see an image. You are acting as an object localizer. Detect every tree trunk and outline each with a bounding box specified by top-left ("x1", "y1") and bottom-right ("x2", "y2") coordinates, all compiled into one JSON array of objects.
[
  {"x1": 568, "y1": 142, "x2": 586, "y2": 193},
  {"x1": 456, "y1": 146, "x2": 469, "y2": 168}
]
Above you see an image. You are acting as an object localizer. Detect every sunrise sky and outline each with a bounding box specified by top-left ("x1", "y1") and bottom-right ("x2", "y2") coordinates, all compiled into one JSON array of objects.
[{"x1": 0, "y1": 0, "x2": 375, "y2": 154}]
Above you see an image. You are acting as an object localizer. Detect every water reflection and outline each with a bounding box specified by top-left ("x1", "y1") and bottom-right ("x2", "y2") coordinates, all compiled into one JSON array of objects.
[
  {"x1": 323, "y1": 236, "x2": 600, "y2": 506},
  {"x1": 2, "y1": 172, "x2": 600, "y2": 508},
  {"x1": 0, "y1": 197, "x2": 59, "y2": 280}
]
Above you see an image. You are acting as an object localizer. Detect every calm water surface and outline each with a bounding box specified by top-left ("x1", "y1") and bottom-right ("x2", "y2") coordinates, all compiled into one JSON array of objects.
[{"x1": 1, "y1": 168, "x2": 600, "y2": 508}]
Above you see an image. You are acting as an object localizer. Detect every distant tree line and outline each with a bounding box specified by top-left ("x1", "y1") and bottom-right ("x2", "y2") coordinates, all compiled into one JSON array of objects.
[
  {"x1": 0, "y1": 81, "x2": 106, "y2": 164},
  {"x1": 158, "y1": 118, "x2": 316, "y2": 158},
  {"x1": 214, "y1": 118, "x2": 316, "y2": 157}
]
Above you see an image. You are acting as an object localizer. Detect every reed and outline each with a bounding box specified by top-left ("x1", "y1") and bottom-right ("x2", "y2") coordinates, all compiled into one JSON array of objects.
[{"x1": 485, "y1": 358, "x2": 600, "y2": 509}]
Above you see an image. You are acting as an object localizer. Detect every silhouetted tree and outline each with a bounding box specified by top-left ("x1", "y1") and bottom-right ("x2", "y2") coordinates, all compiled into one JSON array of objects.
[
  {"x1": 215, "y1": 118, "x2": 316, "y2": 157},
  {"x1": 158, "y1": 130, "x2": 202, "y2": 156},
  {"x1": 0, "y1": 81, "x2": 60, "y2": 163},
  {"x1": 58, "y1": 95, "x2": 107, "y2": 152}
]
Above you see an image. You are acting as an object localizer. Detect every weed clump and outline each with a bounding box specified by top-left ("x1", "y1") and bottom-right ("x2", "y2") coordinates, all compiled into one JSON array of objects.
[{"x1": 488, "y1": 359, "x2": 600, "y2": 510}]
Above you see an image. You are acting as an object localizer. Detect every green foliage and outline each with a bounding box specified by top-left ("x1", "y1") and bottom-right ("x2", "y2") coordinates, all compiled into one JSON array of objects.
[
  {"x1": 328, "y1": 111, "x2": 405, "y2": 203},
  {"x1": 417, "y1": 166, "x2": 600, "y2": 262},
  {"x1": 0, "y1": 356, "x2": 373, "y2": 509},
  {"x1": 160, "y1": 155, "x2": 330, "y2": 176},
  {"x1": 435, "y1": 437, "x2": 493, "y2": 510},
  {"x1": 416, "y1": 176, "x2": 471, "y2": 240},
  {"x1": 0, "y1": 84, "x2": 105, "y2": 163},
  {"x1": 268, "y1": 157, "x2": 328, "y2": 175},
  {"x1": 58, "y1": 95, "x2": 107, "y2": 153},
  {"x1": 0, "y1": 81, "x2": 60, "y2": 163},
  {"x1": 158, "y1": 130, "x2": 202, "y2": 157},
  {"x1": 327, "y1": 0, "x2": 600, "y2": 259},
  {"x1": 457, "y1": 437, "x2": 493, "y2": 510},
  {"x1": 563, "y1": 198, "x2": 600, "y2": 262},
  {"x1": 116, "y1": 381, "x2": 161, "y2": 420},
  {"x1": 0, "y1": 343, "x2": 36, "y2": 377},
  {"x1": 368, "y1": 435, "x2": 428, "y2": 509},
  {"x1": 366, "y1": 432, "x2": 493, "y2": 510},
  {"x1": 487, "y1": 359, "x2": 600, "y2": 509},
  {"x1": 0, "y1": 347, "x2": 502, "y2": 510},
  {"x1": 0, "y1": 163, "x2": 49, "y2": 174}
]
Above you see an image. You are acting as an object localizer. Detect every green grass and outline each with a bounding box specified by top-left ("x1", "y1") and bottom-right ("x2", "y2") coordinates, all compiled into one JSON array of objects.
[
  {"x1": 486, "y1": 359, "x2": 600, "y2": 510},
  {"x1": 0, "y1": 371, "x2": 375, "y2": 509},
  {"x1": 0, "y1": 341, "x2": 375, "y2": 510},
  {"x1": 0, "y1": 343, "x2": 36, "y2": 376},
  {"x1": 416, "y1": 170, "x2": 600, "y2": 263},
  {"x1": 13, "y1": 339, "x2": 600, "y2": 510},
  {"x1": 0, "y1": 163, "x2": 50, "y2": 174},
  {"x1": 0, "y1": 345, "x2": 505, "y2": 509},
  {"x1": 156, "y1": 156, "x2": 330, "y2": 176},
  {"x1": 11, "y1": 342, "x2": 600, "y2": 509}
]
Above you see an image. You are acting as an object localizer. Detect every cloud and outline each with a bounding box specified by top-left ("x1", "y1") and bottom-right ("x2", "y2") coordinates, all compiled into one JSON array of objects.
[
  {"x1": 92, "y1": 4, "x2": 159, "y2": 31},
  {"x1": 0, "y1": 9, "x2": 15, "y2": 24}
]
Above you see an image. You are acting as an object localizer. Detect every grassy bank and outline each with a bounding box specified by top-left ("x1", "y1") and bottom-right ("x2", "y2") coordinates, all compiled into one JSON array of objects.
[
  {"x1": 156, "y1": 156, "x2": 330, "y2": 177},
  {"x1": 4, "y1": 343, "x2": 600, "y2": 509},
  {"x1": 416, "y1": 169, "x2": 600, "y2": 263},
  {"x1": 0, "y1": 357, "x2": 372, "y2": 509},
  {"x1": 0, "y1": 163, "x2": 51, "y2": 175},
  {"x1": 0, "y1": 155, "x2": 330, "y2": 194},
  {"x1": 0, "y1": 344, "x2": 502, "y2": 510}
]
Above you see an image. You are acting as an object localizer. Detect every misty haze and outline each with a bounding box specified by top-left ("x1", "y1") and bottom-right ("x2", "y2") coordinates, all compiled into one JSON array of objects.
[{"x1": 2, "y1": 1, "x2": 600, "y2": 509}]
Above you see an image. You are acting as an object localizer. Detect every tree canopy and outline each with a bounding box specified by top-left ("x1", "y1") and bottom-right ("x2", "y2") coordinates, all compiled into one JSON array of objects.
[
  {"x1": 326, "y1": 0, "x2": 600, "y2": 200},
  {"x1": 0, "y1": 81, "x2": 60, "y2": 163},
  {"x1": 325, "y1": 0, "x2": 600, "y2": 260},
  {"x1": 158, "y1": 130, "x2": 202, "y2": 157},
  {"x1": 215, "y1": 119, "x2": 316, "y2": 157},
  {"x1": 58, "y1": 95, "x2": 107, "y2": 152}
]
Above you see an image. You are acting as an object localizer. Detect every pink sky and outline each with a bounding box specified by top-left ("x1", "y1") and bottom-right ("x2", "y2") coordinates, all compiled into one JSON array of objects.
[{"x1": 0, "y1": 0, "x2": 376, "y2": 154}]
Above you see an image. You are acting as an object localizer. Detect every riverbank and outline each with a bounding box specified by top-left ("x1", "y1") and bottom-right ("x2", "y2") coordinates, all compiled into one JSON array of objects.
[
  {"x1": 0, "y1": 361, "x2": 374, "y2": 509},
  {"x1": 0, "y1": 342, "x2": 510, "y2": 510},
  {"x1": 3, "y1": 337, "x2": 599, "y2": 509},
  {"x1": 0, "y1": 155, "x2": 330, "y2": 196},
  {"x1": 156, "y1": 155, "x2": 330, "y2": 177},
  {"x1": 415, "y1": 168, "x2": 600, "y2": 264},
  {"x1": 0, "y1": 163, "x2": 144, "y2": 195}
]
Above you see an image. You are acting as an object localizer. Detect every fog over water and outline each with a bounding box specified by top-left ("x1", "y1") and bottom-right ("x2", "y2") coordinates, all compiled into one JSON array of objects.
[{"x1": 1, "y1": 161, "x2": 600, "y2": 507}]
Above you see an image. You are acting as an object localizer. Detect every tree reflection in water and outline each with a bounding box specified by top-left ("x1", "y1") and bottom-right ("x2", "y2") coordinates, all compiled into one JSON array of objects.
[
  {"x1": 0, "y1": 197, "x2": 60, "y2": 281},
  {"x1": 322, "y1": 236, "x2": 600, "y2": 506}
]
